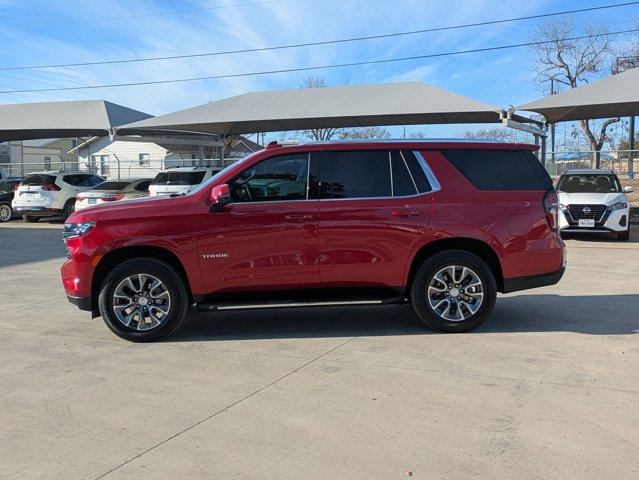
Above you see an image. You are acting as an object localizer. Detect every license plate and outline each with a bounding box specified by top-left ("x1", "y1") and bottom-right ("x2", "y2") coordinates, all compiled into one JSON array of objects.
[
  {"x1": 578, "y1": 219, "x2": 595, "y2": 227},
  {"x1": 88, "y1": 198, "x2": 97, "y2": 204}
]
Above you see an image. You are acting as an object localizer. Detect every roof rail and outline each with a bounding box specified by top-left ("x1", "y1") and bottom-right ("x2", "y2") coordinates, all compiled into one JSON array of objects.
[{"x1": 266, "y1": 139, "x2": 301, "y2": 149}]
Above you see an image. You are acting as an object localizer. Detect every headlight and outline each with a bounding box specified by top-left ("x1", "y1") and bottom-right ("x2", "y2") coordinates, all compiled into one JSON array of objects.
[
  {"x1": 559, "y1": 203, "x2": 567, "y2": 210},
  {"x1": 609, "y1": 201, "x2": 628, "y2": 211},
  {"x1": 62, "y1": 222, "x2": 95, "y2": 242}
]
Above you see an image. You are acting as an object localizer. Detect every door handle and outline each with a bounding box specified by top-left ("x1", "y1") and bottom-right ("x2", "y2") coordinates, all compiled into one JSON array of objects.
[
  {"x1": 392, "y1": 209, "x2": 420, "y2": 217},
  {"x1": 285, "y1": 213, "x2": 313, "y2": 222}
]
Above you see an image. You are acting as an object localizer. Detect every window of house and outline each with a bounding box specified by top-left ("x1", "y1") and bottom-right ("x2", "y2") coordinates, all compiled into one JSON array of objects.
[
  {"x1": 139, "y1": 153, "x2": 151, "y2": 167},
  {"x1": 43, "y1": 156, "x2": 51, "y2": 170},
  {"x1": 89, "y1": 155, "x2": 100, "y2": 174},
  {"x1": 100, "y1": 155, "x2": 109, "y2": 176}
]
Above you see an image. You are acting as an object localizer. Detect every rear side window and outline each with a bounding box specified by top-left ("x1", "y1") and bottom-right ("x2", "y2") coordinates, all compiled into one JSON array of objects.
[
  {"x1": 441, "y1": 149, "x2": 548, "y2": 190},
  {"x1": 152, "y1": 171, "x2": 207, "y2": 186},
  {"x1": 391, "y1": 151, "x2": 417, "y2": 196},
  {"x1": 22, "y1": 174, "x2": 56, "y2": 186},
  {"x1": 401, "y1": 150, "x2": 432, "y2": 193},
  {"x1": 322, "y1": 150, "x2": 391, "y2": 199}
]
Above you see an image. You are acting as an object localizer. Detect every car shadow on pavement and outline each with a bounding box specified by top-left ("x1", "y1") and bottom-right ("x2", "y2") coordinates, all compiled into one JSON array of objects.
[
  {"x1": 168, "y1": 293, "x2": 639, "y2": 342},
  {"x1": 561, "y1": 224, "x2": 639, "y2": 244}
]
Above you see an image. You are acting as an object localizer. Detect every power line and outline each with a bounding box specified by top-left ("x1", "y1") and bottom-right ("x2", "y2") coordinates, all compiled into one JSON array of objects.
[
  {"x1": 1, "y1": 29, "x2": 636, "y2": 94},
  {"x1": 0, "y1": 0, "x2": 285, "y2": 30},
  {"x1": 1, "y1": 1, "x2": 638, "y2": 72}
]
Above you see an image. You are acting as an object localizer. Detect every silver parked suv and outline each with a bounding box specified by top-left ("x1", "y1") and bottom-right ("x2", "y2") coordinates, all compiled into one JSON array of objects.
[
  {"x1": 557, "y1": 169, "x2": 634, "y2": 241},
  {"x1": 12, "y1": 171, "x2": 104, "y2": 222}
]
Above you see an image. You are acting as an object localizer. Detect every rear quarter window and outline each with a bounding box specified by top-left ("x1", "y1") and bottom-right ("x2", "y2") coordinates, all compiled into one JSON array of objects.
[{"x1": 441, "y1": 149, "x2": 550, "y2": 191}]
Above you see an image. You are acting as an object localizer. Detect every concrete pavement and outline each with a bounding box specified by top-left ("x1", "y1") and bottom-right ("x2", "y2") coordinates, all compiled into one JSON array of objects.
[{"x1": 0, "y1": 222, "x2": 637, "y2": 479}]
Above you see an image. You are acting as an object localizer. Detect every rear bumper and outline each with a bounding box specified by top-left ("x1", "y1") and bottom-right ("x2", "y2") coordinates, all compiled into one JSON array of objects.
[
  {"x1": 66, "y1": 295, "x2": 93, "y2": 311},
  {"x1": 502, "y1": 266, "x2": 566, "y2": 294},
  {"x1": 12, "y1": 206, "x2": 61, "y2": 216}
]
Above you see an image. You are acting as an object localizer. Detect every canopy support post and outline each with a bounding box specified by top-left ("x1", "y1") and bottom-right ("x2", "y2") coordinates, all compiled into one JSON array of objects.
[{"x1": 541, "y1": 127, "x2": 547, "y2": 167}]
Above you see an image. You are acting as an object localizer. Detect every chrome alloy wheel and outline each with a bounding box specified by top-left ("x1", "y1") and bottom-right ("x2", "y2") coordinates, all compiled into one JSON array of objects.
[
  {"x1": 112, "y1": 274, "x2": 172, "y2": 330},
  {"x1": 427, "y1": 265, "x2": 484, "y2": 321},
  {"x1": 0, "y1": 204, "x2": 12, "y2": 222}
]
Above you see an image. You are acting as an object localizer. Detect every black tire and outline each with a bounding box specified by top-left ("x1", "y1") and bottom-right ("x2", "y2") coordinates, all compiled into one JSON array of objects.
[
  {"x1": 98, "y1": 257, "x2": 189, "y2": 342},
  {"x1": 0, "y1": 202, "x2": 12, "y2": 222},
  {"x1": 410, "y1": 250, "x2": 497, "y2": 333},
  {"x1": 617, "y1": 227, "x2": 630, "y2": 241},
  {"x1": 61, "y1": 199, "x2": 76, "y2": 221},
  {"x1": 22, "y1": 215, "x2": 40, "y2": 223}
]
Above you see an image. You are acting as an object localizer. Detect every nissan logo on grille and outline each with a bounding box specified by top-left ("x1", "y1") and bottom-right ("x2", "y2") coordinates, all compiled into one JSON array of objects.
[{"x1": 582, "y1": 207, "x2": 591, "y2": 214}]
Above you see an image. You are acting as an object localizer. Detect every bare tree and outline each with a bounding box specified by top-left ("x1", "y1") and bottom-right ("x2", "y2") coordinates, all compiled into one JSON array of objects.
[
  {"x1": 222, "y1": 135, "x2": 243, "y2": 155},
  {"x1": 342, "y1": 126, "x2": 391, "y2": 140},
  {"x1": 298, "y1": 77, "x2": 344, "y2": 141},
  {"x1": 529, "y1": 19, "x2": 620, "y2": 166},
  {"x1": 459, "y1": 127, "x2": 532, "y2": 144},
  {"x1": 407, "y1": 131, "x2": 427, "y2": 139}
]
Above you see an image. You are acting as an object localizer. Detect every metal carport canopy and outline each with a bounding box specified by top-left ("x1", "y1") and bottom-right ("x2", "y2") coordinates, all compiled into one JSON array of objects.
[
  {"x1": 0, "y1": 99, "x2": 152, "y2": 141},
  {"x1": 515, "y1": 68, "x2": 639, "y2": 123},
  {"x1": 118, "y1": 81, "x2": 526, "y2": 136}
]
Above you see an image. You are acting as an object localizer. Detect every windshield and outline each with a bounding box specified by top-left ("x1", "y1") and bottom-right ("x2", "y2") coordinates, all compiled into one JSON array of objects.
[
  {"x1": 152, "y1": 171, "x2": 206, "y2": 186},
  {"x1": 557, "y1": 174, "x2": 621, "y2": 193},
  {"x1": 190, "y1": 152, "x2": 262, "y2": 195}
]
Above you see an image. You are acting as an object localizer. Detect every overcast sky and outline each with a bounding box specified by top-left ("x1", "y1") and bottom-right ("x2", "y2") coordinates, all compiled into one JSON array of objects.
[{"x1": 0, "y1": 0, "x2": 637, "y2": 139}]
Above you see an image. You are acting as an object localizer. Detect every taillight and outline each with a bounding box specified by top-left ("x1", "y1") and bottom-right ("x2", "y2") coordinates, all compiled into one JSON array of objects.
[
  {"x1": 102, "y1": 194, "x2": 125, "y2": 202},
  {"x1": 543, "y1": 191, "x2": 559, "y2": 231},
  {"x1": 41, "y1": 183, "x2": 61, "y2": 191},
  {"x1": 13, "y1": 183, "x2": 19, "y2": 190}
]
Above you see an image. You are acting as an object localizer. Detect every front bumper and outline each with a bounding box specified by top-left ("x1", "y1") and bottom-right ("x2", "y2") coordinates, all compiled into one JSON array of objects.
[
  {"x1": 503, "y1": 266, "x2": 566, "y2": 294},
  {"x1": 559, "y1": 206, "x2": 629, "y2": 233},
  {"x1": 66, "y1": 295, "x2": 92, "y2": 311}
]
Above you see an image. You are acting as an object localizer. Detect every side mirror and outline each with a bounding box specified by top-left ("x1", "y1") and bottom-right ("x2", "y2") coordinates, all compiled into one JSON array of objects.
[
  {"x1": 623, "y1": 185, "x2": 635, "y2": 193},
  {"x1": 209, "y1": 184, "x2": 232, "y2": 212}
]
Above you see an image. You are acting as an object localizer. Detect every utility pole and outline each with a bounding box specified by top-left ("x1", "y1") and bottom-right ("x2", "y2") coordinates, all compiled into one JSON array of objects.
[{"x1": 550, "y1": 77, "x2": 556, "y2": 164}]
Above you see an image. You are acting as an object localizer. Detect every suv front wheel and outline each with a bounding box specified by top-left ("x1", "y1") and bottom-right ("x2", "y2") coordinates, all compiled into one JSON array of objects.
[
  {"x1": 98, "y1": 258, "x2": 189, "y2": 342},
  {"x1": 411, "y1": 250, "x2": 497, "y2": 332}
]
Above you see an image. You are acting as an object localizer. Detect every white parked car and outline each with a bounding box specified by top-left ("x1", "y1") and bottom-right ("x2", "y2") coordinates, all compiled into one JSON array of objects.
[
  {"x1": 12, "y1": 171, "x2": 104, "y2": 222},
  {"x1": 557, "y1": 169, "x2": 634, "y2": 241},
  {"x1": 75, "y1": 178, "x2": 152, "y2": 211},
  {"x1": 148, "y1": 166, "x2": 222, "y2": 197}
]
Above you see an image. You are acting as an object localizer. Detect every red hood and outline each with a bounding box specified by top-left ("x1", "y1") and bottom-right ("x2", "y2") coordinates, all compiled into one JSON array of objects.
[{"x1": 68, "y1": 195, "x2": 189, "y2": 224}]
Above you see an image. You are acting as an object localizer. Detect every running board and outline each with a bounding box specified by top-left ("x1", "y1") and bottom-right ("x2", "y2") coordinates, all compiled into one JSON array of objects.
[{"x1": 195, "y1": 296, "x2": 405, "y2": 312}]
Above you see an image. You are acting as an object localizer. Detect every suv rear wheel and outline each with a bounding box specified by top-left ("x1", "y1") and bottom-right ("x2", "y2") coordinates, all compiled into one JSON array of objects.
[
  {"x1": 61, "y1": 199, "x2": 75, "y2": 221},
  {"x1": 410, "y1": 250, "x2": 497, "y2": 332},
  {"x1": 98, "y1": 258, "x2": 189, "y2": 342},
  {"x1": 0, "y1": 202, "x2": 12, "y2": 222}
]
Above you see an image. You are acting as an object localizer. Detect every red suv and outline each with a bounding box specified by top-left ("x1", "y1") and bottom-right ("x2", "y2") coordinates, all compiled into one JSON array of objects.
[{"x1": 61, "y1": 141, "x2": 566, "y2": 341}]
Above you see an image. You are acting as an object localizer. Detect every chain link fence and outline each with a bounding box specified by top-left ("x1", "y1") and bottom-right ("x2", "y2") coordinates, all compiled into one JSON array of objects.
[
  {"x1": 545, "y1": 150, "x2": 639, "y2": 205},
  {"x1": 0, "y1": 157, "x2": 241, "y2": 181}
]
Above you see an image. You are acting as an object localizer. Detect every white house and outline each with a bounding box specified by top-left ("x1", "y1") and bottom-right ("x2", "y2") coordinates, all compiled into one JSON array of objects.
[{"x1": 70, "y1": 135, "x2": 261, "y2": 179}]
